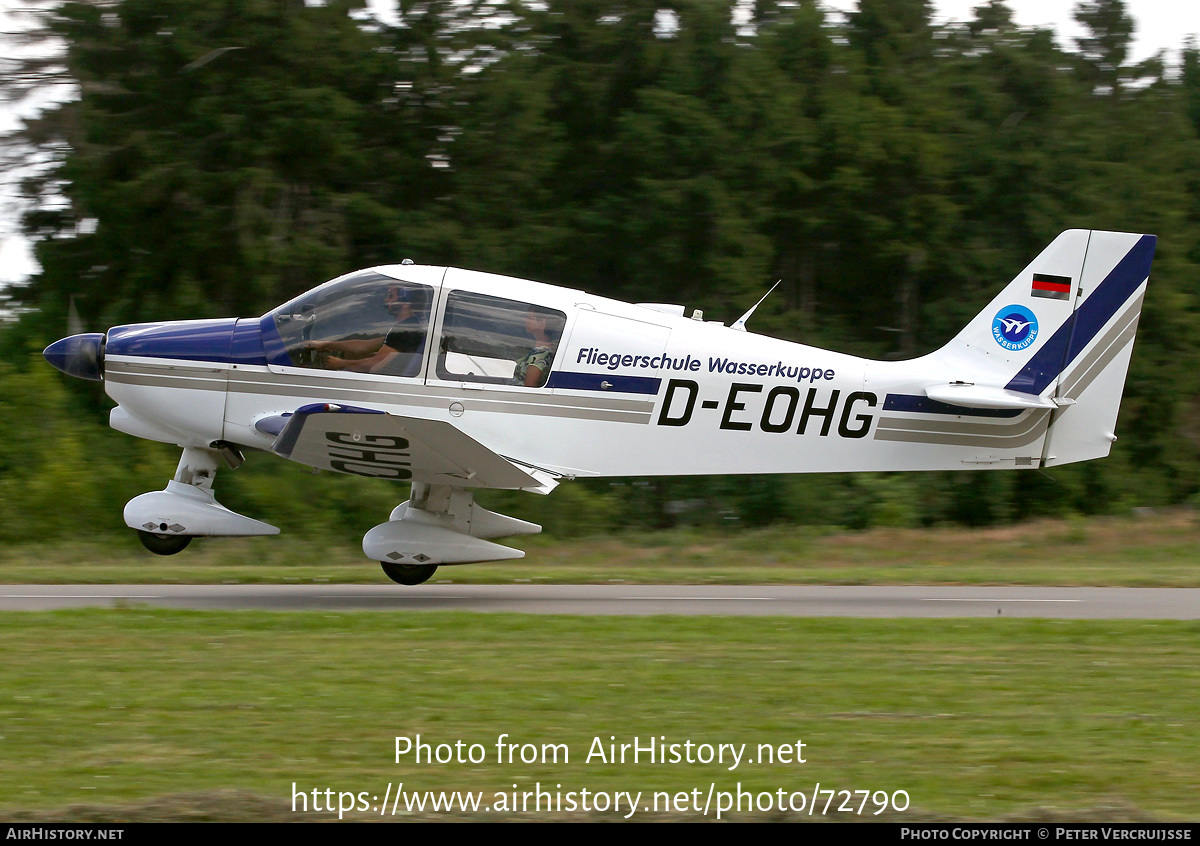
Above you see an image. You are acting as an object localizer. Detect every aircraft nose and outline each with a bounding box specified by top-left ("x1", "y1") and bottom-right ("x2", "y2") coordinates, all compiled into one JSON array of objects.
[{"x1": 43, "y1": 332, "x2": 105, "y2": 381}]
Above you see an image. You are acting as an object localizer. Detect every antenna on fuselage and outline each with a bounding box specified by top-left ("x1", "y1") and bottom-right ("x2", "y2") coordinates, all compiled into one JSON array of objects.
[{"x1": 731, "y1": 280, "x2": 781, "y2": 332}]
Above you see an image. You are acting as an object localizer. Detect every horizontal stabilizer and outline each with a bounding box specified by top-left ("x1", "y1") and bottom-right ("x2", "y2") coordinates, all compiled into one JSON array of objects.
[
  {"x1": 924, "y1": 383, "x2": 1058, "y2": 410},
  {"x1": 271, "y1": 402, "x2": 545, "y2": 489}
]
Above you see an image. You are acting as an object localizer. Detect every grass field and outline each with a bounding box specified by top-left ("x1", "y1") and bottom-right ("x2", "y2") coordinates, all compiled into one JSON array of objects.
[
  {"x1": 3, "y1": 509, "x2": 1200, "y2": 586},
  {"x1": 1, "y1": 609, "x2": 1198, "y2": 821},
  {"x1": 3, "y1": 511, "x2": 1197, "y2": 821}
]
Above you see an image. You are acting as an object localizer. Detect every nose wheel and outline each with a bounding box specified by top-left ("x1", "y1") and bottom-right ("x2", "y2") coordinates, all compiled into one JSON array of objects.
[
  {"x1": 136, "y1": 530, "x2": 193, "y2": 556},
  {"x1": 380, "y1": 561, "x2": 438, "y2": 585}
]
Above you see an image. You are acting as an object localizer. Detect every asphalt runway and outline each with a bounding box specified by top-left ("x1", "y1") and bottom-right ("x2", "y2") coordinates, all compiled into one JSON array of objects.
[{"x1": 1, "y1": 584, "x2": 1198, "y2": 618}]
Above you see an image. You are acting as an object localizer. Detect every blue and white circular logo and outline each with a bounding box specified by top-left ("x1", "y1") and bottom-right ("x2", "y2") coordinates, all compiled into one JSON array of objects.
[{"x1": 992, "y1": 305, "x2": 1038, "y2": 351}]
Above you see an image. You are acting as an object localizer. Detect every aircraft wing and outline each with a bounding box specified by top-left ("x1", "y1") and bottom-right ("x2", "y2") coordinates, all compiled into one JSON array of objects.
[{"x1": 258, "y1": 403, "x2": 554, "y2": 491}]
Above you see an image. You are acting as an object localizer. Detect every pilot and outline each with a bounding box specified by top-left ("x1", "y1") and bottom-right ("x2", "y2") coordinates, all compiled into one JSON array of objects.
[
  {"x1": 309, "y1": 284, "x2": 428, "y2": 376},
  {"x1": 513, "y1": 305, "x2": 564, "y2": 388}
]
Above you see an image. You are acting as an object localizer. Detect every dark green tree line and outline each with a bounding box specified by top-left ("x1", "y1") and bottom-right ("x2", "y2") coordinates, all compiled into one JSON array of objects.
[{"x1": 3, "y1": 0, "x2": 1199, "y2": 542}]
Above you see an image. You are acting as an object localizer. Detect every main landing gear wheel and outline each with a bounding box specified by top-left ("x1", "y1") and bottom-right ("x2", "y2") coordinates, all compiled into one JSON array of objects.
[
  {"x1": 136, "y1": 530, "x2": 193, "y2": 556},
  {"x1": 380, "y1": 561, "x2": 438, "y2": 585}
]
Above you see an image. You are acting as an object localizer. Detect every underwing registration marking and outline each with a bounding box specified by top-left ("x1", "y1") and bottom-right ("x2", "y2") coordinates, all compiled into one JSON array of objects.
[{"x1": 325, "y1": 431, "x2": 413, "y2": 479}]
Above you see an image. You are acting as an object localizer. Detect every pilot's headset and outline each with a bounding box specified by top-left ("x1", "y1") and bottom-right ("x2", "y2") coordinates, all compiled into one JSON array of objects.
[{"x1": 392, "y1": 285, "x2": 430, "y2": 320}]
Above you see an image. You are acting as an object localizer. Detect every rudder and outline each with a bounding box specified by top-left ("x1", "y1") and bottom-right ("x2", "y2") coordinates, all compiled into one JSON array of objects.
[{"x1": 1040, "y1": 231, "x2": 1155, "y2": 466}]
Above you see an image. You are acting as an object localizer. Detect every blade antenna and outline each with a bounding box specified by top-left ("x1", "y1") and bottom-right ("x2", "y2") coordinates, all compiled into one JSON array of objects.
[{"x1": 731, "y1": 280, "x2": 781, "y2": 332}]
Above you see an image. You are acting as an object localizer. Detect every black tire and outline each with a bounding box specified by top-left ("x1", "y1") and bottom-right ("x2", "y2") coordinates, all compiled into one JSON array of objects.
[
  {"x1": 136, "y1": 530, "x2": 192, "y2": 556},
  {"x1": 380, "y1": 561, "x2": 438, "y2": 585}
]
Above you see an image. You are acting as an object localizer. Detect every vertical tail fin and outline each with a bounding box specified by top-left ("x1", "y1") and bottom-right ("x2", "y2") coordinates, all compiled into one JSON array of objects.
[
  {"x1": 935, "y1": 230, "x2": 1155, "y2": 466},
  {"x1": 943, "y1": 229, "x2": 1092, "y2": 388}
]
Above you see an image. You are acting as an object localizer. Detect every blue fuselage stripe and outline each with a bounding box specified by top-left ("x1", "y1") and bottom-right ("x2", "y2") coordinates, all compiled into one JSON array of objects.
[
  {"x1": 544, "y1": 371, "x2": 662, "y2": 394},
  {"x1": 882, "y1": 394, "x2": 1024, "y2": 418}
]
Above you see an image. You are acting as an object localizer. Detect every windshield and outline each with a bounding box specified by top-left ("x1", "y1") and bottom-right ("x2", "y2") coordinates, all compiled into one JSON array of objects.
[{"x1": 267, "y1": 271, "x2": 434, "y2": 377}]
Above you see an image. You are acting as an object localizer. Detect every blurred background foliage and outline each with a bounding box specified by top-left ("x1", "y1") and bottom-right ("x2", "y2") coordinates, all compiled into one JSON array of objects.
[{"x1": 3, "y1": 0, "x2": 1199, "y2": 544}]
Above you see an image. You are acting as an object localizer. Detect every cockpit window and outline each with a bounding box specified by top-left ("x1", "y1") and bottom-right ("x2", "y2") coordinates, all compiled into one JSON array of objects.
[
  {"x1": 437, "y1": 291, "x2": 566, "y2": 388},
  {"x1": 269, "y1": 271, "x2": 433, "y2": 377}
]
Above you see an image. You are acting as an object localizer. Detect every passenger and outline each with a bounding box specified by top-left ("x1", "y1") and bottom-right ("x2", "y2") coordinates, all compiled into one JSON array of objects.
[
  {"x1": 513, "y1": 305, "x2": 564, "y2": 388},
  {"x1": 309, "y1": 284, "x2": 428, "y2": 376}
]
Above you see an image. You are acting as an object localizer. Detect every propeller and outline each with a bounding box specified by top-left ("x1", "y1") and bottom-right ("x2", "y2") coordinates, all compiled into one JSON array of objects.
[
  {"x1": 67, "y1": 295, "x2": 84, "y2": 336},
  {"x1": 45, "y1": 293, "x2": 106, "y2": 381}
]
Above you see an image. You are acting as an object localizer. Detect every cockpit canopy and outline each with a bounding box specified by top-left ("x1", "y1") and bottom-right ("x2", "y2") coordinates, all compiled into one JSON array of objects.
[
  {"x1": 263, "y1": 269, "x2": 567, "y2": 388},
  {"x1": 267, "y1": 271, "x2": 433, "y2": 377}
]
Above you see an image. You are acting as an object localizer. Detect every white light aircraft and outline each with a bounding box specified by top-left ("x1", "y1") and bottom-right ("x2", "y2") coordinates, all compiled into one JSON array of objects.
[{"x1": 44, "y1": 229, "x2": 1154, "y2": 584}]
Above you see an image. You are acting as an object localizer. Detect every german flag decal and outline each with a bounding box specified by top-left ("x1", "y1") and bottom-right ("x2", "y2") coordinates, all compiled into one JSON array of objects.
[{"x1": 1032, "y1": 273, "x2": 1072, "y2": 300}]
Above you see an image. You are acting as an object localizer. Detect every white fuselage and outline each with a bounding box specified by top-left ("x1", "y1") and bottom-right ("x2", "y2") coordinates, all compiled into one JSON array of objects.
[{"x1": 102, "y1": 264, "x2": 1092, "y2": 483}]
